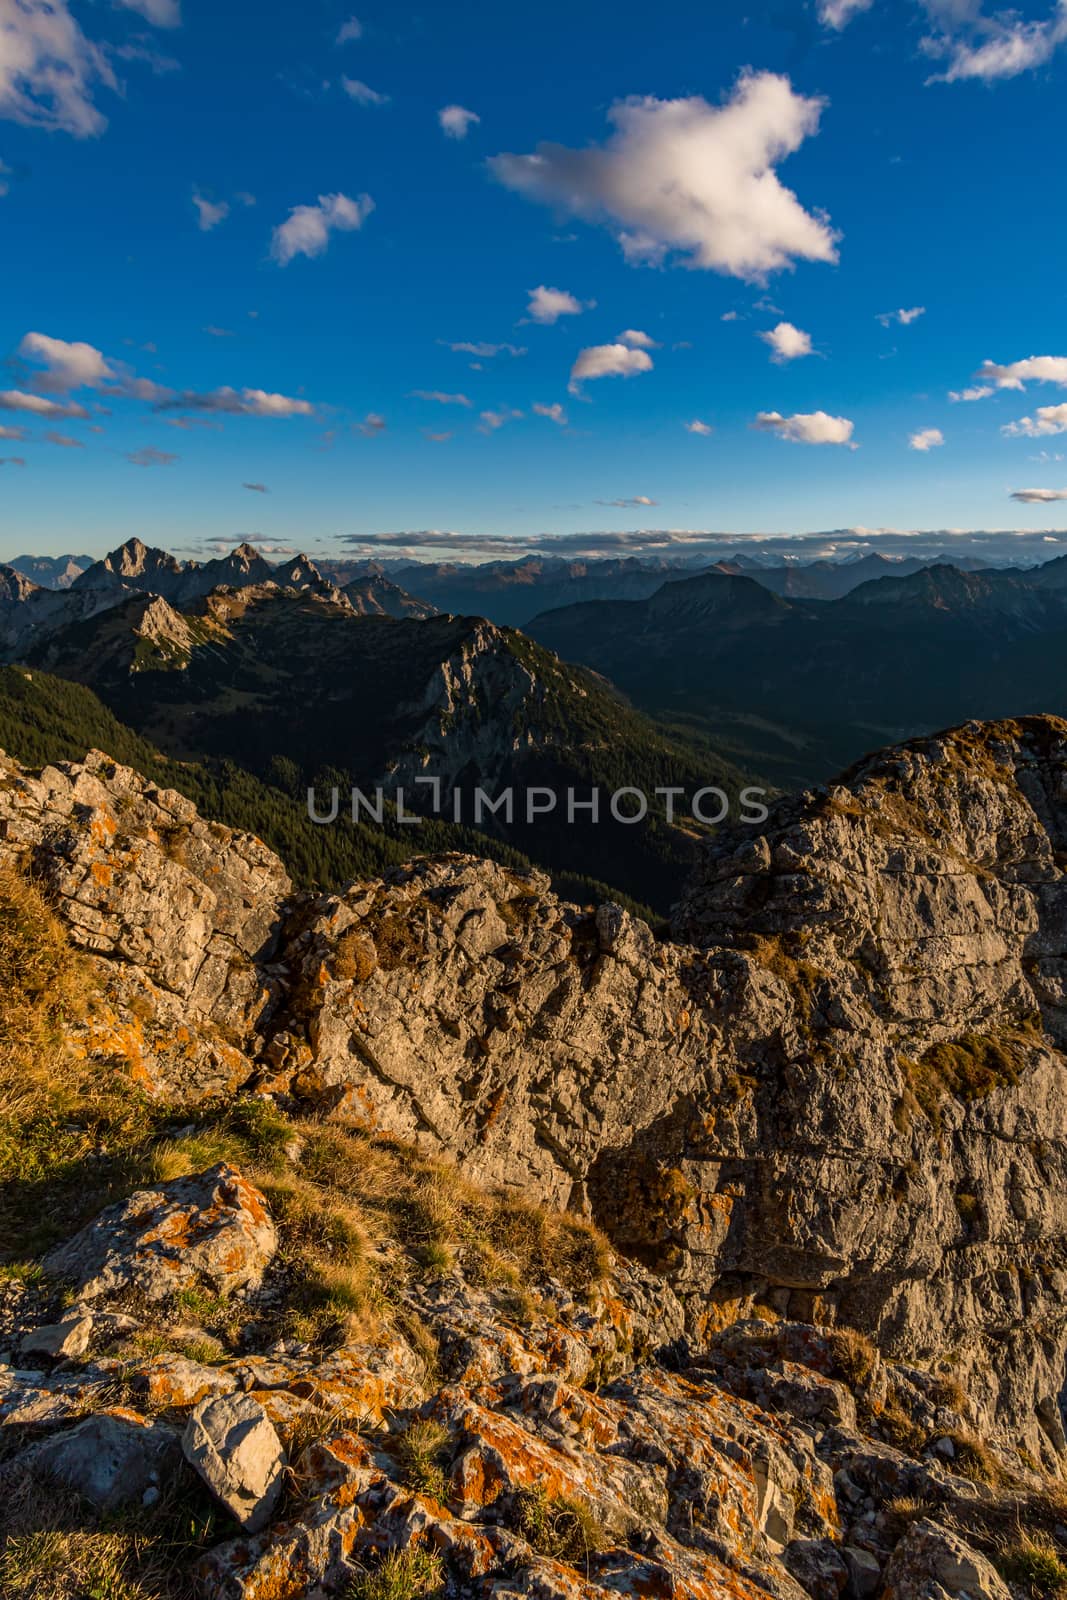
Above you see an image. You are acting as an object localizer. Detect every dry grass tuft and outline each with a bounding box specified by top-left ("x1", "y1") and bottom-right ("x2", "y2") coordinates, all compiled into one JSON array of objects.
[
  {"x1": 512, "y1": 1484, "x2": 611, "y2": 1572},
  {"x1": 344, "y1": 1547, "x2": 445, "y2": 1600}
]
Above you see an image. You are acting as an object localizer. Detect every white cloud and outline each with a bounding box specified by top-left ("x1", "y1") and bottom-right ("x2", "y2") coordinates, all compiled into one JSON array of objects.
[
  {"x1": 127, "y1": 446, "x2": 178, "y2": 466},
  {"x1": 43, "y1": 429, "x2": 84, "y2": 447},
  {"x1": 270, "y1": 192, "x2": 374, "y2": 265},
  {"x1": 596, "y1": 496, "x2": 658, "y2": 508},
  {"x1": 0, "y1": 423, "x2": 26, "y2": 439},
  {"x1": 0, "y1": 156, "x2": 9, "y2": 194},
  {"x1": 336, "y1": 15, "x2": 362, "y2": 43},
  {"x1": 489, "y1": 72, "x2": 837, "y2": 282},
  {"x1": 877, "y1": 306, "x2": 925, "y2": 326},
  {"x1": 525, "y1": 285, "x2": 588, "y2": 324},
  {"x1": 342, "y1": 77, "x2": 389, "y2": 106},
  {"x1": 1010, "y1": 487, "x2": 1067, "y2": 503},
  {"x1": 616, "y1": 328, "x2": 657, "y2": 348},
  {"x1": 479, "y1": 407, "x2": 522, "y2": 432},
  {"x1": 442, "y1": 340, "x2": 525, "y2": 358},
  {"x1": 909, "y1": 427, "x2": 944, "y2": 451},
  {"x1": 569, "y1": 343, "x2": 653, "y2": 393},
  {"x1": 0, "y1": 388, "x2": 89, "y2": 417},
  {"x1": 193, "y1": 191, "x2": 229, "y2": 231},
  {"x1": 755, "y1": 410, "x2": 856, "y2": 446},
  {"x1": 976, "y1": 355, "x2": 1067, "y2": 391},
  {"x1": 721, "y1": 310, "x2": 740, "y2": 322},
  {"x1": 759, "y1": 321, "x2": 813, "y2": 362},
  {"x1": 685, "y1": 419, "x2": 713, "y2": 435},
  {"x1": 949, "y1": 384, "x2": 993, "y2": 401},
  {"x1": 18, "y1": 331, "x2": 114, "y2": 391},
  {"x1": 156, "y1": 387, "x2": 314, "y2": 418},
  {"x1": 439, "y1": 104, "x2": 480, "y2": 139},
  {"x1": 1003, "y1": 404, "x2": 1067, "y2": 439},
  {"x1": 113, "y1": 0, "x2": 181, "y2": 26},
  {"x1": 0, "y1": 0, "x2": 116, "y2": 137},
  {"x1": 533, "y1": 402, "x2": 567, "y2": 425},
  {"x1": 818, "y1": 0, "x2": 875, "y2": 27},
  {"x1": 358, "y1": 412, "x2": 386, "y2": 436},
  {"x1": 923, "y1": 1, "x2": 1067, "y2": 81},
  {"x1": 409, "y1": 390, "x2": 471, "y2": 407},
  {"x1": 243, "y1": 481, "x2": 269, "y2": 492}
]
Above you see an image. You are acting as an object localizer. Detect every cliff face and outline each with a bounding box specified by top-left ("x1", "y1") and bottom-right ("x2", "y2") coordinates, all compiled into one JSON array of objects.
[{"x1": 4, "y1": 717, "x2": 1067, "y2": 1472}]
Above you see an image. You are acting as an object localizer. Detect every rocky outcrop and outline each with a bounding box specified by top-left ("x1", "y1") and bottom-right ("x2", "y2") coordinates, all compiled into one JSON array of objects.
[
  {"x1": 1, "y1": 1159, "x2": 1057, "y2": 1600},
  {"x1": 0, "y1": 746, "x2": 291, "y2": 1095},
  {"x1": 42, "y1": 1164, "x2": 277, "y2": 1304},
  {"x1": 6, "y1": 717, "x2": 1067, "y2": 1470}
]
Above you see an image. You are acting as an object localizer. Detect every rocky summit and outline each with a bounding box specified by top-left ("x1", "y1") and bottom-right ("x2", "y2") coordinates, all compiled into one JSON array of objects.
[{"x1": 2, "y1": 716, "x2": 1067, "y2": 1599}]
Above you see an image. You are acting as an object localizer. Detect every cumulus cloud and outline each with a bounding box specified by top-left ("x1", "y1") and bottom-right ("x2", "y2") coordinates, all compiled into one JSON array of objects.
[
  {"x1": 192, "y1": 191, "x2": 229, "y2": 230},
  {"x1": 923, "y1": 0, "x2": 1067, "y2": 82},
  {"x1": 0, "y1": 388, "x2": 88, "y2": 418},
  {"x1": 685, "y1": 419, "x2": 713, "y2": 435},
  {"x1": 617, "y1": 328, "x2": 657, "y2": 348},
  {"x1": 532, "y1": 402, "x2": 567, "y2": 425},
  {"x1": 113, "y1": 0, "x2": 181, "y2": 27},
  {"x1": 358, "y1": 412, "x2": 386, "y2": 436},
  {"x1": 949, "y1": 384, "x2": 993, "y2": 401},
  {"x1": 755, "y1": 409, "x2": 856, "y2": 446},
  {"x1": 18, "y1": 331, "x2": 114, "y2": 392},
  {"x1": 478, "y1": 407, "x2": 522, "y2": 432},
  {"x1": 127, "y1": 446, "x2": 178, "y2": 466},
  {"x1": 877, "y1": 306, "x2": 925, "y2": 327},
  {"x1": 342, "y1": 77, "x2": 389, "y2": 106},
  {"x1": 1010, "y1": 487, "x2": 1067, "y2": 503},
  {"x1": 1003, "y1": 404, "x2": 1067, "y2": 439},
  {"x1": 525, "y1": 285, "x2": 588, "y2": 325},
  {"x1": 439, "y1": 104, "x2": 479, "y2": 139},
  {"x1": 0, "y1": 0, "x2": 117, "y2": 137},
  {"x1": 759, "y1": 321, "x2": 813, "y2": 362},
  {"x1": 489, "y1": 72, "x2": 837, "y2": 282},
  {"x1": 976, "y1": 355, "x2": 1067, "y2": 391},
  {"x1": 336, "y1": 15, "x2": 362, "y2": 43},
  {"x1": 441, "y1": 340, "x2": 525, "y2": 359},
  {"x1": 569, "y1": 343, "x2": 653, "y2": 393},
  {"x1": 909, "y1": 427, "x2": 945, "y2": 451},
  {"x1": 409, "y1": 390, "x2": 471, "y2": 407},
  {"x1": 243, "y1": 481, "x2": 269, "y2": 493},
  {"x1": 155, "y1": 387, "x2": 315, "y2": 418},
  {"x1": 270, "y1": 192, "x2": 374, "y2": 265},
  {"x1": 818, "y1": 0, "x2": 875, "y2": 26}
]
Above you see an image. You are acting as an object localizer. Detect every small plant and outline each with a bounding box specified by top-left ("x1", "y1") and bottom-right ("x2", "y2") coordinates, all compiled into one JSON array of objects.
[
  {"x1": 345, "y1": 1547, "x2": 444, "y2": 1600},
  {"x1": 513, "y1": 1484, "x2": 609, "y2": 1572},
  {"x1": 1000, "y1": 1535, "x2": 1067, "y2": 1595},
  {"x1": 827, "y1": 1326, "x2": 878, "y2": 1390},
  {"x1": 394, "y1": 1419, "x2": 450, "y2": 1501},
  {"x1": 941, "y1": 1430, "x2": 1001, "y2": 1485}
]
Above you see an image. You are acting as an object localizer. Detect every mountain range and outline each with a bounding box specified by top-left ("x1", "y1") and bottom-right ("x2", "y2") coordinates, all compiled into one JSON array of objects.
[
  {"x1": 527, "y1": 559, "x2": 1067, "y2": 786},
  {"x1": 0, "y1": 547, "x2": 757, "y2": 912}
]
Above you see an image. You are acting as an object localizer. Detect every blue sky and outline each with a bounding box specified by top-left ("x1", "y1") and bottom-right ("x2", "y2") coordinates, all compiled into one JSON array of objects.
[{"x1": 1, "y1": 0, "x2": 1066, "y2": 561}]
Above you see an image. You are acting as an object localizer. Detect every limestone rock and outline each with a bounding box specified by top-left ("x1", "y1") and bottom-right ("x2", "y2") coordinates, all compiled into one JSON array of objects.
[
  {"x1": 42, "y1": 1163, "x2": 276, "y2": 1305},
  {"x1": 183, "y1": 1392, "x2": 286, "y2": 1532},
  {"x1": 19, "y1": 1413, "x2": 181, "y2": 1513},
  {"x1": 880, "y1": 1518, "x2": 1011, "y2": 1600}
]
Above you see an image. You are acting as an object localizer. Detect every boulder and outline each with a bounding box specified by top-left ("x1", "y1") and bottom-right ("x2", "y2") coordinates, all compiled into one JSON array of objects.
[
  {"x1": 20, "y1": 1413, "x2": 181, "y2": 1513},
  {"x1": 183, "y1": 1393, "x2": 286, "y2": 1533},
  {"x1": 880, "y1": 1518, "x2": 1010, "y2": 1600},
  {"x1": 42, "y1": 1163, "x2": 277, "y2": 1305},
  {"x1": 783, "y1": 1539, "x2": 849, "y2": 1600}
]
